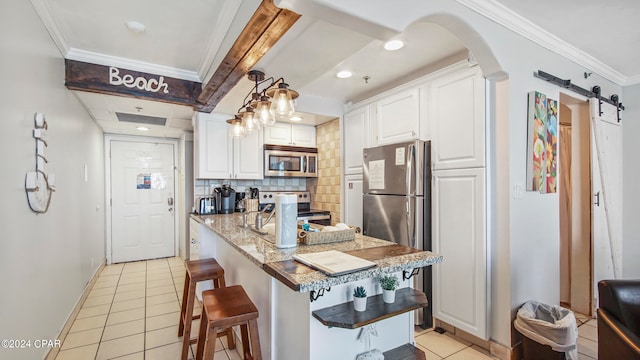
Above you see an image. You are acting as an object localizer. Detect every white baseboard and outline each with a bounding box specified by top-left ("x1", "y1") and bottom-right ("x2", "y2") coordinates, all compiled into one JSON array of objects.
[{"x1": 44, "y1": 259, "x2": 106, "y2": 360}]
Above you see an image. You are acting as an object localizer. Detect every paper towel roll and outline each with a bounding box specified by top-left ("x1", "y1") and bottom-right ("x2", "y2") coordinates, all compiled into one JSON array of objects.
[{"x1": 275, "y1": 194, "x2": 297, "y2": 248}]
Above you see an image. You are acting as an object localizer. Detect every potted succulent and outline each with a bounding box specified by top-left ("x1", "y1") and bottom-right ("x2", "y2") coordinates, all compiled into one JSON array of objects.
[
  {"x1": 378, "y1": 274, "x2": 399, "y2": 303},
  {"x1": 353, "y1": 286, "x2": 367, "y2": 312}
]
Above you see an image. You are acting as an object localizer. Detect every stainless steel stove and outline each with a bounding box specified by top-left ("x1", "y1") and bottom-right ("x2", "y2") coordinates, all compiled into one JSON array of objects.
[{"x1": 258, "y1": 191, "x2": 331, "y2": 225}]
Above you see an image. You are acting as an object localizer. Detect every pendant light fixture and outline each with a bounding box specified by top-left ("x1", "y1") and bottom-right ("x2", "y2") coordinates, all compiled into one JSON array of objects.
[
  {"x1": 226, "y1": 70, "x2": 298, "y2": 136},
  {"x1": 267, "y1": 83, "x2": 298, "y2": 120},
  {"x1": 226, "y1": 114, "x2": 246, "y2": 137}
]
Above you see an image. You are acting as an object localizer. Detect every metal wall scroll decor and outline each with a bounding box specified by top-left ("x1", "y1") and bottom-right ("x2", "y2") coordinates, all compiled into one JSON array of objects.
[
  {"x1": 25, "y1": 113, "x2": 55, "y2": 213},
  {"x1": 309, "y1": 287, "x2": 331, "y2": 302}
]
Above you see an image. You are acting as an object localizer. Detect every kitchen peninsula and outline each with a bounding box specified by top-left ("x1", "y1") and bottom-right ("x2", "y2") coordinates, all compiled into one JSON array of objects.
[{"x1": 191, "y1": 214, "x2": 442, "y2": 360}]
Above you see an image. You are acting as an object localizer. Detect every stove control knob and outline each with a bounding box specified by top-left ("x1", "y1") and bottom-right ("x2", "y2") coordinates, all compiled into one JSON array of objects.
[{"x1": 268, "y1": 194, "x2": 273, "y2": 198}]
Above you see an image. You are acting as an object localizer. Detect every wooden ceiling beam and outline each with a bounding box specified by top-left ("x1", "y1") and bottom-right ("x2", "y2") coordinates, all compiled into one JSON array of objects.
[{"x1": 195, "y1": 0, "x2": 300, "y2": 113}]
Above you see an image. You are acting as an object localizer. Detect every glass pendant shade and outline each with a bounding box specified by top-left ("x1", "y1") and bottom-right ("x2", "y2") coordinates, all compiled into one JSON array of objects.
[
  {"x1": 232, "y1": 121, "x2": 245, "y2": 137},
  {"x1": 256, "y1": 96, "x2": 274, "y2": 126},
  {"x1": 242, "y1": 106, "x2": 258, "y2": 133},
  {"x1": 269, "y1": 83, "x2": 295, "y2": 120},
  {"x1": 226, "y1": 115, "x2": 245, "y2": 137}
]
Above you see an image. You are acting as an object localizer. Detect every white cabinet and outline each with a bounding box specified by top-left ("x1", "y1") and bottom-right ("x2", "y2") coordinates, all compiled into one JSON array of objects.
[
  {"x1": 291, "y1": 124, "x2": 316, "y2": 147},
  {"x1": 195, "y1": 113, "x2": 232, "y2": 179},
  {"x1": 233, "y1": 128, "x2": 264, "y2": 179},
  {"x1": 343, "y1": 174, "x2": 363, "y2": 229},
  {"x1": 432, "y1": 167, "x2": 487, "y2": 339},
  {"x1": 372, "y1": 88, "x2": 420, "y2": 146},
  {"x1": 430, "y1": 66, "x2": 485, "y2": 170},
  {"x1": 195, "y1": 113, "x2": 263, "y2": 179},
  {"x1": 189, "y1": 218, "x2": 199, "y2": 261},
  {"x1": 264, "y1": 122, "x2": 316, "y2": 147},
  {"x1": 344, "y1": 106, "x2": 369, "y2": 174}
]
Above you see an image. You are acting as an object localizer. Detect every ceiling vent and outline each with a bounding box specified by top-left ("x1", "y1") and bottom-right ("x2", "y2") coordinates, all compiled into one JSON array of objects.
[{"x1": 116, "y1": 112, "x2": 167, "y2": 126}]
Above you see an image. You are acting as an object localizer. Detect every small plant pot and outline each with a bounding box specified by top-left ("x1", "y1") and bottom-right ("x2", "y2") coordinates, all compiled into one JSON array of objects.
[
  {"x1": 354, "y1": 296, "x2": 367, "y2": 311},
  {"x1": 382, "y1": 289, "x2": 396, "y2": 303}
]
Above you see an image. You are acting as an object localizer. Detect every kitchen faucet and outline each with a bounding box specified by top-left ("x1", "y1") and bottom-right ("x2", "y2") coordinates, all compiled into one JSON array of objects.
[
  {"x1": 242, "y1": 203, "x2": 275, "y2": 229},
  {"x1": 255, "y1": 205, "x2": 276, "y2": 229}
]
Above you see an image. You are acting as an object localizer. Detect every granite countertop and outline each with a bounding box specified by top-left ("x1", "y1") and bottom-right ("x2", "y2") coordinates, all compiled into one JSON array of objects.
[{"x1": 191, "y1": 214, "x2": 443, "y2": 293}]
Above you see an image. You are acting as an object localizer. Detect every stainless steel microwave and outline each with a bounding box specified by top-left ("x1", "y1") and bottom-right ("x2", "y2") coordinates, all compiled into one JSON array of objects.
[{"x1": 264, "y1": 144, "x2": 318, "y2": 177}]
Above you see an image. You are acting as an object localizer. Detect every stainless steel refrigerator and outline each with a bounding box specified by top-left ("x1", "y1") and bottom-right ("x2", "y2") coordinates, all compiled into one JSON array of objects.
[{"x1": 363, "y1": 139, "x2": 432, "y2": 328}]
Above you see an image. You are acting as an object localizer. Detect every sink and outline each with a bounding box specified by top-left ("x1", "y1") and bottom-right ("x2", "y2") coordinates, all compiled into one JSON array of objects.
[{"x1": 237, "y1": 223, "x2": 276, "y2": 243}]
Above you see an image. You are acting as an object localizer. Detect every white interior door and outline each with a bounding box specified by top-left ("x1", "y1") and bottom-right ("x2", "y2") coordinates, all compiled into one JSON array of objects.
[
  {"x1": 590, "y1": 99, "x2": 622, "y2": 307},
  {"x1": 110, "y1": 140, "x2": 175, "y2": 263}
]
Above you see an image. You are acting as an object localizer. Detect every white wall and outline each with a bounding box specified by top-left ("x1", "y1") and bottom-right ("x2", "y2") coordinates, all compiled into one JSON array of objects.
[
  {"x1": 622, "y1": 83, "x2": 640, "y2": 278},
  {"x1": 0, "y1": 1, "x2": 105, "y2": 359},
  {"x1": 300, "y1": 0, "x2": 624, "y2": 347}
]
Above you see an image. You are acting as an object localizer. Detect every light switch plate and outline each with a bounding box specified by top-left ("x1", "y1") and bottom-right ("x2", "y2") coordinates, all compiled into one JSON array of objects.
[{"x1": 513, "y1": 183, "x2": 524, "y2": 199}]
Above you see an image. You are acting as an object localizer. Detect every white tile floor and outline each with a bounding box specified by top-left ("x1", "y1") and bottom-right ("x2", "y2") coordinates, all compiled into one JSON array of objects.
[
  {"x1": 55, "y1": 257, "x2": 599, "y2": 360},
  {"x1": 55, "y1": 257, "x2": 240, "y2": 360},
  {"x1": 413, "y1": 327, "x2": 499, "y2": 360},
  {"x1": 414, "y1": 312, "x2": 599, "y2": 360}
]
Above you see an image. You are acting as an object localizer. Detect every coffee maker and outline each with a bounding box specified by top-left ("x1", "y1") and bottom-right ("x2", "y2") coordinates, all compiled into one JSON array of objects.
[{"x1": 214, "y1": 184, "x2": 235, "y2": 214}]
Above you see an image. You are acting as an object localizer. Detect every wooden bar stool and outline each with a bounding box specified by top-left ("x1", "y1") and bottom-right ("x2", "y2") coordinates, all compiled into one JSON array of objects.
[
  {"x1": 195, "y1": 285, "x2": 261, "y2": 360},
  {"x1": 178, "y1": 258, "x2": 234, "y2": 360}
]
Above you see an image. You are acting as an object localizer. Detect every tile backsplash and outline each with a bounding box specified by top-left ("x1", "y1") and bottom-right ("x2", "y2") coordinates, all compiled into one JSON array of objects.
[
  {"x1": 308, "y1": 118, "x2": 341, "y2": 224},
  {"x1": 194, "y1": 178, "x2": 307, "y2": 200}
]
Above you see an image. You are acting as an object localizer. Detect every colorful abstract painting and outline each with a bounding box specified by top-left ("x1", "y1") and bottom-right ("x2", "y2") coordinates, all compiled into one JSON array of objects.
[
  {"x1": 544, "y1": 98, "x2": 558, "y2": 193},
  {"x1": 526, "y1": 91, "x2": 547, "y2": 191}
]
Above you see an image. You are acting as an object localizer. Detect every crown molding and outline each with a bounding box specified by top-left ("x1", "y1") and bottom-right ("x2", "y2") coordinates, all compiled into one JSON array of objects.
[
  {"x1": 456, "y1": 0, "x2": 629, "y2": 86},
  {"x1": 625, "y1": 75, "x2": 640, "y2": 86},
  {"x1": 30, "y1": 0, "x2": 200, "y2": 82},
  {"x1": 30, "y1": 0, "x2": 70, "y2": 57},
  {"x1": 66, "y1": 49, "x2": 201, "y2": 82}
]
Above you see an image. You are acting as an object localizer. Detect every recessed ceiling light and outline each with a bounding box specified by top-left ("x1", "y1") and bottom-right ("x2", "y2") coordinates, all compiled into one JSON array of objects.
[
  {"x1": 126, "y1": 21, "x2": 146, "y2": 33},
  {"x1": 136, "y1": 126, "x2": 150, "y2": 131},
  {"x1": 384, "y1": 39, "x2": 404, "y2": 51},
  {"x1": 290, "y1": 116, "x2": 302, "y2": 122},
  {"x1": 336, "y1": 70, "x2": 353, "y2": 79}
]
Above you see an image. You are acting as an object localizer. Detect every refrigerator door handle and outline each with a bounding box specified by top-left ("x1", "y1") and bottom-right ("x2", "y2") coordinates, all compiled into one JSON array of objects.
[
  {"x1": 406, "y1": 144, "x2": 416, "y2": 248},
  {"x1": 406, "y1": 144, "x2": 415, "y2": 196}
]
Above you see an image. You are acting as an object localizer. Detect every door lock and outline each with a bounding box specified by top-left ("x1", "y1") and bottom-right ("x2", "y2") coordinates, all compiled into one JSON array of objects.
[{"x1": 168, "y1": 197, "x2": 174, "y2": 206}]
